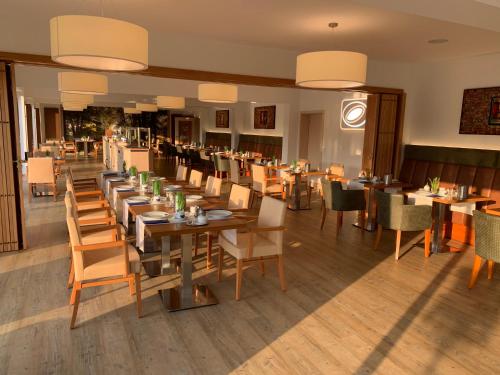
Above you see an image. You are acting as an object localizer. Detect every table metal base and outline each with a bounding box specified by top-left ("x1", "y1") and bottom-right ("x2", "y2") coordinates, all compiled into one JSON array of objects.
[
  {"x1": 142, "y1": 258, "x2": 180, "y2": 278},
  {"x1": 352, "y1": 222, "x2": 377, "y2": 232},
  {"x1": 159, "y1": 284, "x2": 218, "y2": 312}
]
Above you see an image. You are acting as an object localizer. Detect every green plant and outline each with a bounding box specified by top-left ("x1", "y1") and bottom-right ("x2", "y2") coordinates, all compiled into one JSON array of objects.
[
  {"x1": 140, "y1": 171, "x2": 149, "y2": 185},
  {"x1": 428, "y1": 177, "x2": 440, "y2": 194},
  {"x1": 175, "y1": 191, "x2": 185, "y2": 211},
  {"x1": 129, "y1": 166, "x2": 138, "y2": 177}
]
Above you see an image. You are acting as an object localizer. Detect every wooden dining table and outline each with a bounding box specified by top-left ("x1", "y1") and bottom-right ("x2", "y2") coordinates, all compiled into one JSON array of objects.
[{"x1": 141, "y1": 211, "x2": 248, "y2": 311}]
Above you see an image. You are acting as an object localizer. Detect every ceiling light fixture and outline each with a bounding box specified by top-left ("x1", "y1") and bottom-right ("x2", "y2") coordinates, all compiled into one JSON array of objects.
[
  {"x1": 136, "y1": 103, "x2": 158, "y2": 112},
  {"x1": 62, "y1": 103, "x2": 87, "y2": 111},
  {"x1": 60, "y1": 92, "x2": 93, "y2": 105},
  {"x1": 157, "y1": 96, "x2": 185, "y2": 109},
  {"x1": 58, "y1": 72, "x2": 108, "y2": 95},
  {"x1": 123, "y1": 107, "x2": 142, "y2": 114},
  {"x1": 198, "y1": 83, "x2": 238, "y2": 103},
  {"x1": 50, "y1": 15, "x2": 148, "y2": 71},
  {"x1": 428, "y1": 38, "x2": 448, "y2": 44},
  {"x1": 295, "y1": 22, "x2": 367, "y2": 89}
]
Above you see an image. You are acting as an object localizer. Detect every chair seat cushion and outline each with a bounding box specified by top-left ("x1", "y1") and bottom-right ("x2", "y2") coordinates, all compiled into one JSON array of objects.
[
  {"x1": 78, "y1": 208, "x2": 110, "y2": 222},
  {"x1": 80, "y1": 226, "x2": 126, "y2": 244},
  {"x1": 75, "y1": 244, "x2": 141, "y2": 281},
  {"x1": 219, "y1": 231, "x2": 279, "y2": 259}
]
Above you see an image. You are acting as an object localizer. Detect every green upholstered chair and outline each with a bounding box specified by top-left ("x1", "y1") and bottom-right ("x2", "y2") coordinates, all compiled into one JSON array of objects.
[
  {"x1": 213, "y1": 154, "x2": 230, "y2": 180},
  {"x1": 320, "y1": 179, "x2": 366, "y2": 234},
  {"x1": 373, "y1": 190, "x2": 432, "y2": 260},
  {"x1": 468, "y1": 210, "x2": 500, "y2": 288}
]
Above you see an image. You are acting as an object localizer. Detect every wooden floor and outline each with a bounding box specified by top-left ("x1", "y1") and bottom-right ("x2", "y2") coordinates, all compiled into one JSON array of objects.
[{"x1": 1, "y1": 158, "x2": 500, "y2": 375}]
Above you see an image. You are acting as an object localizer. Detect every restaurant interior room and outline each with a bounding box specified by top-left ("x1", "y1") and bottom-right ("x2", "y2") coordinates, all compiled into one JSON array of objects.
[{"x1": 1, "y1": 0, "x2": 500, "y2": 374}]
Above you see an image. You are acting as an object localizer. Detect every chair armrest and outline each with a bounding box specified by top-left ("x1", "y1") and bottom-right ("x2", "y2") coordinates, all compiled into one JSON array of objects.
[
  {"x1": 249, "y1": 225, "x2": 286, "y2": 233},
  {"x1": 400, "y1": 204, "x2": 432, "y2": 230},
  {"x1": 74, "y1": 177, "x2": 98, "y2": 183},
  {"x1": 78, "y1": 217, "x2": 115, "y2": 226},
  {"x1": 73, "y1": 240, "x2": 126, "y2": 252},
  {"x1": 77, "y1": 200, "x2": 109, "y2": 209},
  {"x1": 74, "y1": 190, "x2": 104, "y2": 198}
]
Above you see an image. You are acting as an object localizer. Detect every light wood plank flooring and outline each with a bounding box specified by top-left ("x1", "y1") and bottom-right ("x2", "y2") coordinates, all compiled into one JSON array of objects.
[{"x1": 1, "y1": 159, "x2": 499, "y2": 375}]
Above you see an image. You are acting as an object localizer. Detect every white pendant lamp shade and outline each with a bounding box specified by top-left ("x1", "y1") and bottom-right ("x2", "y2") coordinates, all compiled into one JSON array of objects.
[
  {"x1": 60, "y1": 92, "x2": 93, "y2": 105},
  {"x1": 198, "y1": 83, "x2": 238, "y2": 103},
  {"x1": 157, "y1": 96, "x2": 185, "y2": 109},
  {"x1": 63, "y1": 103, "x2": 86, "y2": 111},
  {"x1": 295, "y1": 51, "x2": 367, "y2": 88},
  {"x1": 58, "y1": 72, "x2": 108, "y2": 95},
  {"x1": 123, "y1": 107, "x2": 141, "y2": 114},
  {"x1": 136, "y1": 103, "x2": 158, "y2": 112},
  {"x1": 50, "y1": 15, "x2": 148, "y2": 71}
]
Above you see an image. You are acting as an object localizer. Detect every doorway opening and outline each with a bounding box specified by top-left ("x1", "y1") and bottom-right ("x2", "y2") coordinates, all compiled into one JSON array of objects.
[{"x1": 299, "y1": 112, "x2": 324, "y2": 169}]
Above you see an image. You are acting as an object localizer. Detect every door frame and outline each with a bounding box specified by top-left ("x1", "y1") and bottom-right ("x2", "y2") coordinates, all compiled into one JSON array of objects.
[{"x1": 298, "y1": 110, "x2": 325, "y2": 166}]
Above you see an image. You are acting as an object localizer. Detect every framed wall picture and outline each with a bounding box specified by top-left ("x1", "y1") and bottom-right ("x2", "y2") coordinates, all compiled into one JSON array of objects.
[
  {"x1": 215, "y1": 109, "x2": 229, "y2": 128},
  {"x1": 459, "y1": 87, "x2": 500, "y2": 135},
  {"x1": 254, "y1": 105, "x2": 276, "y2": 129}
]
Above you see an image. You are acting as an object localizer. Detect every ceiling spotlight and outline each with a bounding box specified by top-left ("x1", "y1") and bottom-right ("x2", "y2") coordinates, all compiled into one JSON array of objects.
[{"x1": 328, "y1": 22, "x2": 339, "y2": 29}]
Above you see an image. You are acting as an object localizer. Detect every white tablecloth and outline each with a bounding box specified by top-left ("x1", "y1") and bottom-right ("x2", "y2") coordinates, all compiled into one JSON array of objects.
[
  {"x1": 407, "y1": 191, "x2": 476, "y2": 215},
  {"x1": 105, "y1": 178, "x2": 125, "y2": 198}
]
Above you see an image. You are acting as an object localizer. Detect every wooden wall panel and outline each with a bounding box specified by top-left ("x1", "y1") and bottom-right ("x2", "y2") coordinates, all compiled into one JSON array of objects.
[
  {"x1": 374, "y1": 94, "x2": 398, "y2": 176},
  {"x1": 0, "y1": 62, "x2": 25, "y2": 251},
  {"x1": 25, "y1": 103, "x2": 33, "y2": 155},
  {"x1": 362, "y1": 94, "x2": 380, "y2": 173},
  {"x1": 35, "y1": 107, "x2": 41, "y2": 144}
]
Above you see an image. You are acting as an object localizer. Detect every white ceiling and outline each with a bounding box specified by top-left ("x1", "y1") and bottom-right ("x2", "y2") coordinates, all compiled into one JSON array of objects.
[{"x1": 2, "y1": 0, "x2": 500, "y2": 63}]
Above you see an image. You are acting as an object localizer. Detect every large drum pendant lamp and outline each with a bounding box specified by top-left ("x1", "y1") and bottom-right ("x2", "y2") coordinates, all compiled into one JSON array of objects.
[
  {"x1": 50, "y1": 15, "x2": 148, "y2": 71},
  {"x1": 198, "y1": 83, "x2": 238, "y2": 103},
  {"x1": 295, "y1": 51, "x2": 367, "y2": 88},
  {"x1": 60, "y1": 92, "x2": 93, "y2": 105},
  {"x1": 157, "y1": 96, "x2": 185, "y2": 109},
  {"x1": 136, "y1": 103, "x2": 158, "y2": 112},
  {"x1": 58, "y1": 72, "x2": 108, "y2": 95},
  {"x1": 63, "y1": 103, "x2": 86, "y2": 111}
]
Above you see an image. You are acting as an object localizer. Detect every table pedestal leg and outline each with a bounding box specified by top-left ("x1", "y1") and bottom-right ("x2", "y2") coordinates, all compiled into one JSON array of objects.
[
  {"x1": 159, "y1": 233, "x2": 218, "y2": 311},
  {"x1": 353, "y1": 187, "x2": 376, "y2": 232},
  {"x1": 432, "y1": 202, "x2": 448, "y2": 253}
]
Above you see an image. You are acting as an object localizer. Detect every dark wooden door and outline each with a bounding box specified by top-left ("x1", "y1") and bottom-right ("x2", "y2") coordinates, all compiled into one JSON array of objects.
[
  {"x1": 44, "y1": 107, "x2": 61, "y2": 140},
  {"x1": 178, "y1": 120, "x2": 193, "y2": 144}
]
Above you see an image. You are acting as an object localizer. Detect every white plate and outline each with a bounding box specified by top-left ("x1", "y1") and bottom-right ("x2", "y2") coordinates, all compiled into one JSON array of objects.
[
  {"x1": 207, "y1": 210, "x2": 232, "y2": 220},
  {"x1": 169, "y1": 216, "x2": 187, "y2": 223},
  {"x1": 117, "y1": 185, "x2": 134, "y2": 190},
  {"x1": 127, "y1": 196, "x2": 150, "y2": 203},
  {"x1": 164, "y1": 185, "x2": 182, "y2": 190},
  {"x1": 109, "y1": 178, "x2": 125, "y2": 182},
  {"x1": 142, "y1": 211, "x2": 169, "y2": 219},
  {"x1": 186, "y1": 195, "x2": 203, "y2": 200}
]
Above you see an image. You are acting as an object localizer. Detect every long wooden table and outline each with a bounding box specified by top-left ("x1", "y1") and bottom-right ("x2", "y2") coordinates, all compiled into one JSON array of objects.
[{"x1": 142, "y1": 212, "x2": 248, "y2": 311}]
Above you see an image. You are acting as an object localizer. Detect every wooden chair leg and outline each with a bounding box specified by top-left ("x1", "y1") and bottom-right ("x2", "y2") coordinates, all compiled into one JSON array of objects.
[
  {"x1": 134, "y1": 273, "x2": 142, "y2": 318},
  {"x1": 129, "y1": 278, "x2": 135, "y2": 296},
  {"x1": 217, "y1": 246, "x2": 224, "y2": 281},
  {"x1": 374, "y1": 225, "x2": 383, "y2": 250},
  {"x1": 67, "y1": 259, "x2": 74, "y2": 289},
  {"x1": 320, "y1": 204, "x2": 327, "y2": 230},
  {"x1": 336, "y1": 211, "x2": 343, "y2": 235},
  {"x1": 70, "y1": 281, "x2": 78, "y2": 305},
  {"x1": 206, "y1": 234, "x2": 213, "y2": 269},
  {"x1": 424, "y1": 229, "x2": 431, "y2": 257},
  {"x1": 395, "y1": 230, "x2": 402, "y2": 260},
  {"x1": 487, "y1": 260, "x2": 494, "y2": 280},
  {"x1": 235, "y1": 259, "x2": 243, "y2": 300},
  {"x1": 70, "y1": 282, "x2": 81, "y2": 329},
  {"x1": 277, "y1": 255, "x2": 287, "y2": 291},
  {"x1": 468, "y1": 255, "x2": 482, "y2": 289},
  {"x1": 259, "y1": 258, "x2": 265, "y2": 276}
]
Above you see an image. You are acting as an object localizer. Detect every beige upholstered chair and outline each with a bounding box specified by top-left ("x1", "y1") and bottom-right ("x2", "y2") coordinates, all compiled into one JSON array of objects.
[
  {"x1": 251, "y1": 164, "x2": 282, "y2": 200},
  {"x1": 188, "y1": 169, "x2": 203, "y2": 188},
  {"x1": 204, "y1": 175, "x2": 222, "y2": 197},
  {"x1": 27, "y1": 157, "x2": 57, "y2": 202},
  {"x1": 64, "y1": 191, "x2": 113, "y2": 226},
  {"x1": 229, "y1": 159, "x2": 252, "y2": 187},
  {"x1": 200, "y1": 184, "x2": 252, "y2": 268},
  {"x1": 66, "y1": 175, "x2": 104, "y2": 204},
  {"x1": 176, "y1": 165, "x2": 188, "y2": 181},
  {"x1": 67, "y1": 167, "x2": 99, "y2": 191},
  {"x1": 218, "y1": 196, "x2": 287, "y2": 300},
  {"x1": 66, "y1": 213, "x2": 141, "y2": 329},
  {"x1": 64, "y1": 141, "x2": 77, "y2": 158}
]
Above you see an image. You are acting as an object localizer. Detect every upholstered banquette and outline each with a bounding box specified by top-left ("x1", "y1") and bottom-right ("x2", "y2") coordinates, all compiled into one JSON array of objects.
[{"x1": 398, "y1": 145, "x2": 500, "y2": 244}]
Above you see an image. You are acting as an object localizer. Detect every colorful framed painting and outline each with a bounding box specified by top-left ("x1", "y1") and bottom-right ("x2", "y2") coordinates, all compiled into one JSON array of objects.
[
  {"x1": 254, "y1": 105, "x2": 276, "y2": 129},
  {"x1": 215, "y1": 109, "x2": 229, "y2": 128}
]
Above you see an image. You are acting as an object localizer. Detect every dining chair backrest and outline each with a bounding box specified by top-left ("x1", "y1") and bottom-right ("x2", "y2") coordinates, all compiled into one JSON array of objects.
[
  {"x1": 374, "y1": 190, "x2": 404, "y2": 230},
  {"x1": 205, "y1": 176, "x2": 222, "y2": 197},
  {"x1": 251, "y1": 164, "x2": 267, "y2": 193},
  {"x1": 229, "y1": 159, "x2": 242, "y2": 184},
  {"x1": 228, "y1": 184, "x2": 251, "y2": 210},
  {"x1": 176, "y1": 165, "x2": 188, "y2": 181},
  {"x1": 64, "y1": 190, "x2": 84, "y2": 238},
  {"x1": 64, "y1": 141, "x2": 76, "y2": 150},
  {"x1": 27, "y1": 157, "x2": 55, "y2": 184},
  {"x1": 330, "y1": 163, "x2": 345, "y2": 177},
  {"x1": 200, "y1": 151, "x2": 210, "y2": 161},
  {"x1": 258, "y1": 196, "x2": 286, "y2": 251},
  {"x1": 188, "y1": 170, "x2": 203, "y2": 188},
  {"x1": 473, "y1": 210, "x2": 500, "y2": 263},
  {"x1": 214, "y1": 154, "x2": 230, "y2": 173},
  {"x1": 176, "y1": 145, "x2": 183, "y2": 154}
]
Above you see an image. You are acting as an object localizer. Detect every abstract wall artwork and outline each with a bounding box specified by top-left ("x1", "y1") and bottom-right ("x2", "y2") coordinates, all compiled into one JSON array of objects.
[
  {"x1": 254, "y1": 105, "x2": 276, "y2": 129},
  {"x1": 459, "y1": 87, "x2": 500, "y2": 135}
]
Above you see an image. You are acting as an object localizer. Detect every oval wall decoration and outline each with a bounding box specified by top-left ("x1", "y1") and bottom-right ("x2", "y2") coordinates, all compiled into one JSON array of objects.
[{"x1": 341, "y1": 98, "x2": 367, "y2": 130}]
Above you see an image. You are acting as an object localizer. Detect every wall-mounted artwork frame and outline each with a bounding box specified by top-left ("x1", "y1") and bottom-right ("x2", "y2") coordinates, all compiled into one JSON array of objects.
[
  {"x1": 215, "y1": 109, "x2": 229, "y2": 128},
  {"x1": 254, "y1": 105, "x2": 276, "y2": 129},
  {"x1": 459, "y1": 87, "x2": 500, "y2": 135}
]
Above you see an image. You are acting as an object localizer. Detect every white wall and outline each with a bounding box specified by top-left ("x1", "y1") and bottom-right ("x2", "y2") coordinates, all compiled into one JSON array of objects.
[{"x1": 298, "y1": 90, "x2": 367, "y2": 178}]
